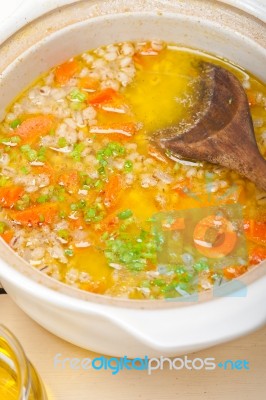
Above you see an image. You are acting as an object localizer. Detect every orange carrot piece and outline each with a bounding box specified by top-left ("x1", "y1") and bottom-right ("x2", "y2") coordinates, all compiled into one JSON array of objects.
[
  {"x1": 58, "y1": 170, "x2": 80, "y2": 193},
  {"x1": 80, "y1": 279, "x2": 108, "y2": 294},
  {"x1": 105, "y1": 122, "x2": 137, "y2": 142},
  {"x1": 32, "y1": 163, "x2": 55, "y2": 183},
  {"x1": 0, "y1": 230, "x2": 14, "y2": 244},
  {"x1": 11, "y1": 203, "x2": 58, "y2": 227},
  {"x1": 88, "y1": 88, "x2": 118, "y2": 106},
  {"x1": 162, "y1": 218, "x2": 185, "y2": 231},
  {"x1": 223, "y1": 265, "x2": 247, "y2": 279},
  {"x1": 79, "y1": 77, "x2": 99, "y2": 91},
  {"x1": 96, "y1": 213, "x2": 119, "y2": 233},
  {"x1": 55, "y1": 60, "x2": 79, "y2": 85},
  {"x1": 68, "y1": 216, "x2": 87, "y2": 231},
  {"x1": 244, "y1": 219, "x2": 266, "y2": 245},
  {"x1": 173, "y1": 179, "x2": 191, "y2": 198},
  {"x1": 193, "y1": 215, "x2": 237, "y2": 259},
  {"x1": 15, "y1": 115, "x2": 54, "y2": 143},
  {"x1": 0, "y1": 186, "x2": 25, "y2": 208},
  {"x1": 103, "y1": 175, "x2": 124, "y2": 209},
  {"x1": 249, "y1": 246, "x2": 266, "y2": 265}
]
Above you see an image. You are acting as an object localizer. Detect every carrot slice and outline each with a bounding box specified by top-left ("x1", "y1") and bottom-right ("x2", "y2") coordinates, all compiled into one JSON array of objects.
[
  {"x1": 80, "y1": 279, "x2": 108, "y2": 294},
  {"x1": 88, "y1": 88, "x2": 118, "y2": 106},
  {"x1": 103, "y1": 175, "x2": 124, "y2": 209},
  {"x1": 162, "y1": 218, "x2": 185, "y2": 231},
  {"x1": 249, "y1": 246, "x2": 266, "y2": 265},
  {"x1": 15, "y1": 115, "x2": 54, "y2": 143},
  {"x1": 244, "y1": 219, "x2": 266, "y2": 245},
  {"x1": 0, "y1": 186, "x2": 25, "y2": 208},
  {"x1": 11, "y1": 203, "x2": 58, "y2": 227},
  {"x1": 193, "y1": 215, "x2": 237, "y2": 258},
  {"x1": 96, "y1": 213, "x2": 119, "y2": 233},
  {"x1": 173, "y1": 179, "x2": 191, "y2": 198},
  {"x1": 79, "y1": 77, "x2": 99, "y2": 91},
  {"x1": 58, "y1": 170, "x2": 80, "y2": 193},
  {"x1": 32, "y1": 163, "x2": 55, "y2": 183},
  {"x1": 0, "y1": 230, "x2": 14, "y2": 244},
  {"x1": 68, "y1": 217, "x2": 87, "y2": 231},
  {"x1": 55, "y1": 60, "x2": 79, "y2": 85},
  {"x1": 223, "y1": 265, "x2": 247, "y2": 279}
]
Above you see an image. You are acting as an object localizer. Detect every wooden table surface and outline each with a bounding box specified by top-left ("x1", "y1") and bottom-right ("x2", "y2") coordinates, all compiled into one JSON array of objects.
[{"x1": 0, "y1": 294, "x2": 265, "y2": 400}]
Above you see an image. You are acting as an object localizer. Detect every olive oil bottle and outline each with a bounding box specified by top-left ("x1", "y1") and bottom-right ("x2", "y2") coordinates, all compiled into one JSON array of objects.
[{"x1": 0, "y1": 325, "x2": 47, "y2": 399}]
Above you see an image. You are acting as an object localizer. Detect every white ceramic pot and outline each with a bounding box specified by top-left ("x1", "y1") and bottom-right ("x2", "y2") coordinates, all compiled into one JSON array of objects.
[{"x1": 0, "y1": 0, "x2": 265, "y2": 357}]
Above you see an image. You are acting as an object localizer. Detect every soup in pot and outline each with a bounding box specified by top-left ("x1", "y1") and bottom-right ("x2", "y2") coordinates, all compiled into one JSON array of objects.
[{"x1": 0, "y1": 40, "x2": 265, "y2": 299}]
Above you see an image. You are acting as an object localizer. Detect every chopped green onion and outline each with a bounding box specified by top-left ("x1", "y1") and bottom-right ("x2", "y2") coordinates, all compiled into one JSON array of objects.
[
  {"x1": 0, "y1": 222, "x2": 6, "y2": 234},
  {"x1": 70, "y1": 203, "x2": 78, "y2": 211},
  {"x1": 124, "y1": 159, "x2": 133, "y2": 173},
  {"x1": 20, "y1": 144, "x2": 31, "y2": 153},
  {"x1": 37, "y1": 146, "x2": 46, "y2": 162},
  {"x1": 28, "y1": 150, "x2": 38, "y2": 161},
  {"x1": 117, "y1": 209, "x2": 133, "y2": 220},
  {"x1": 84, "y1": 207, "x2": 104, "y2": 223},
  {"x1": 94, "y1": 180, "x2": 103, "y2": 189},
  {"x1": 58, "y1": 137, "x2": 68, "y2": 148},
  {"x1": 65, "y1": 249, "x2": 74, "y2": 257},
  {"x1": 10, "y1": 136, "x2": 21, "y2": 143},
  {"x1": 0, "y1": 176, "x2": 10, "y2": 187},
  {"x1": 20, "y1": 145, "x2": 38, "y2": 161},
  {"x1": 59, "y1": 210, "x2": 67, "y2": 219},
  {"x1": 97, "y1": 142, "x2": 126, "y2": 166},
  {"x1": 58, "y1": 229, "x2": 69, "y2": 240},
  {"x1": 98, "y1": 166, "x2": 106, "y2": 176},
  {"x1": 70, "y1": 89, "x2": 87, "y2": 103},
  {"x1": 140, "y1": 280, "x2": 150, "y2": 288},
  {"x1": 10, "y1": 119, "x2": 21, "y2": 129},
  {"x1": 37, "y1": 194, "x2": 49, "y2": 204},
  {"x1": 71, "y1": 143, "x2": 85, "y2": 161},
  {"x1": 153, "y1": 279, "x2": 165, "y2": 287},
  {"x1": 15, "y1": 194, "x2": 30, "y2": 211},
  {"x1": 70, "y1": 199, "x2": 86, "y2": 211},
  {"x1": 78, "y1": 199, "x2": 87, "y2": 209},
  {"x1": 84, "y1": 208, "x2": 96, "y2": 219},
  {"x1": 101, "y1": 232, "x2": 109, "y2": 241},
  {"x1": 193, "y1": 261, "x2": 209, "y2": 272}
]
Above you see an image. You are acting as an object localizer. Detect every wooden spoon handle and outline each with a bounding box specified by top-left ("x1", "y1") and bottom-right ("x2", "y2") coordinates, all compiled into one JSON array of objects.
[{"x1": 245, "y1": 153, "x2": 266, "y2": 192}]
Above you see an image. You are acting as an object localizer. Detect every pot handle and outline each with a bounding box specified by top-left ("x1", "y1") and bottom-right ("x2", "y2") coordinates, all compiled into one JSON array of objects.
[{"x1": 0, "y1": 0, "x2": 80, "y2": 45}]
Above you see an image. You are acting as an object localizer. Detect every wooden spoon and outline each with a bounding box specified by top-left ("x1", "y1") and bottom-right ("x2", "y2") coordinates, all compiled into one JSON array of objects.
[{"x1": 153, "y1": 62, "x2": 266, "y2": 191}]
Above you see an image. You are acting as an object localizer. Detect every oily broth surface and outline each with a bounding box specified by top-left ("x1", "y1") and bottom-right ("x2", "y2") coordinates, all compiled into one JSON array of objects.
[{"x1": 0, "y1": 41, "x2": 265, "y2": 299}]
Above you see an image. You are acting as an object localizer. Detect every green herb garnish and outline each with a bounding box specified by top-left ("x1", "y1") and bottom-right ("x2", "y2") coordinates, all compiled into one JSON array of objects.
[
  {"x1": 117, "y1": 209, "x2": 133, "y2": 220},
  {"x1": 124, "y1": 160, "x2": 133, "y2": 173},
  {"x1": 10, "y1": 119, "x2": 21, "y2": 129},
  {"x1": 70, "y1": 89, "x2": 87, "y2": 103}
]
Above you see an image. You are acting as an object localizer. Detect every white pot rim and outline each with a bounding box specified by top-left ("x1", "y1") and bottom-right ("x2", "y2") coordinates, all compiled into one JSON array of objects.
[{"x1": 0, "y1": 0, "x2": 265, "y2": 45}]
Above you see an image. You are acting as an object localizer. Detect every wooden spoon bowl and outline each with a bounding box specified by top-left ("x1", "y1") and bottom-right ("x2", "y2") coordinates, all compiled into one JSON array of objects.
[{"x1": 154, "y1": 62, "x2": 266, "y2": 191}]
